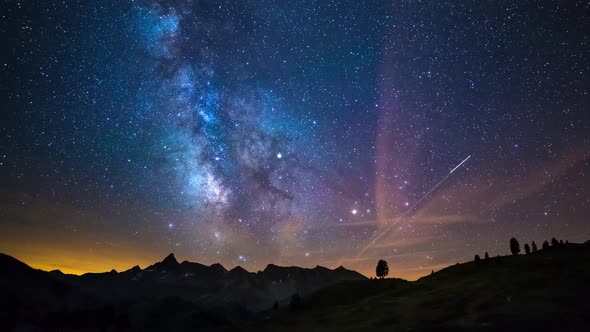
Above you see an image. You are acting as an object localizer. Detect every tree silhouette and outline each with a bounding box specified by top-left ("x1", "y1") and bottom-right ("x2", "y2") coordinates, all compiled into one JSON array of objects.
[
  {"x1": 524, "y1": 243, "x2": 531, "y2": 254},
  {"x1": 474, "y1": 254, "x2": 481, "y2": 262},
  {"x1": 484, "y1": 252, "x2": 489, "y2": 260},
  {"x1": 543, "y1": 240, "x2": 550, "y2": 249},
  {"x1": 531, "y1": 241, "x2": 538, "y2": 252},
  {"x1": 559, "y1": 240, "x2": 564, "y2": 245},
  {"x1": 510, "y1": 238, "x2": 521, "y2": 256},
  {"x1": 376, "y1": 259, "x2": 389, "y2": 279},
  {"x1": 551, "y1": 237, "x2": 559, "y2": 246}
]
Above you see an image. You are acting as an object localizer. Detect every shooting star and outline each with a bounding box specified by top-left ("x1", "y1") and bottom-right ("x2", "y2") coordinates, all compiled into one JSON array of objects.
[
  {"x1": 450, "y1": 155, "x2": 471, "y2": 173},
  {"x1": 354, "y1": 155, "x2": 473, "y2": 259}
]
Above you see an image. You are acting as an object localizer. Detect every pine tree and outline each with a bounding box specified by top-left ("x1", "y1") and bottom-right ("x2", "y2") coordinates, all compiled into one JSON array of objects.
[{"x1": 510, "y1": 238, "x2": 521, "y2": 256}]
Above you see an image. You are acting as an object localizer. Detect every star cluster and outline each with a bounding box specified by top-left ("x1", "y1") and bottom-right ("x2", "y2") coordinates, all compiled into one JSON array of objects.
[{"x1": 1, "y1": 0, "x2": 589, "y2": 279}]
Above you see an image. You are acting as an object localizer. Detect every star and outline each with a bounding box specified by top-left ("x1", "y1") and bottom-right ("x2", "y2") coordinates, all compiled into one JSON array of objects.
[{"x1": 1, "y1": 0, "x2": 586, "y2": 281}]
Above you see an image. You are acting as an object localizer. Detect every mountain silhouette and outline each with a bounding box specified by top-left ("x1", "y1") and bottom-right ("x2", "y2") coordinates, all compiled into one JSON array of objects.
[
  {"x1": 2, "y1": 243, "x2": 589, "y2": 331},
  {"x1": 0, "y1": 252, "x2": 366, "y2": 330}
]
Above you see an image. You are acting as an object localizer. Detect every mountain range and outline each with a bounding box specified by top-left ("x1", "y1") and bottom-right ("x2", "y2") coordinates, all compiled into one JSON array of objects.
[
  {"x1": 0, "y1": 252, "x2": 365, "y2": 331},
  {"x1": 3, "y1": 242, "x2": 588, "y2": 331}
]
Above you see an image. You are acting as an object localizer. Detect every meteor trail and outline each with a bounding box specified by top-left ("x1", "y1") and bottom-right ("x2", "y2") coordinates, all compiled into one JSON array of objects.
[
  {"x1": 354, "y1": 155, "x2": 473, "y2": 259},
  {"x1": 450, "y1": 155, "x2": 471, "y2": 173}
]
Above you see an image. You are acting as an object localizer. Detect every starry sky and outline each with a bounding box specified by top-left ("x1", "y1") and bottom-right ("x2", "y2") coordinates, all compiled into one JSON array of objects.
[{"x1": 1, "y1": 0, "x2": 589, "y2": 280}]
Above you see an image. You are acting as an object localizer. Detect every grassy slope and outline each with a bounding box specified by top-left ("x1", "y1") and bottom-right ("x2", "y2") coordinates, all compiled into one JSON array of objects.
[{"x1": 259, "y1": 242, "x2": 590, "y2": 331}]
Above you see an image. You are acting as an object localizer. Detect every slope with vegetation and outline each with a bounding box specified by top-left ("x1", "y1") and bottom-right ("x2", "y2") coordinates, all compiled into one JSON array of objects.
[
  {"x1": 1, "y1": 241, "x2": 588, "y2": 331},
  {"x1": 260, "y1": 241, "x2": 590, "y2": 331}
]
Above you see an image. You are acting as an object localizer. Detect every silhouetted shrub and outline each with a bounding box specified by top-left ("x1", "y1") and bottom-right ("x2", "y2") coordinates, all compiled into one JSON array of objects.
[
  {"x1": 532, "y1": 241, "x2": 538, "y2": 252},
  {"x1": 484, "y1": 252, "x2": 489, "y2": 260},
  {"x1": 524, "y1": 243, "x2": 531, "y2": 254},
  {"x1": 289, "y1": 293, "x2": 303, "y2": 311},
  {"x1": 566, "y1": 240, "x2": 569, "y2": 244},
  {"x1": 273, "y1": 301, "x2": 279, "y2": 310},
  {"x1": 474, "y1": 254, "x2": 481, "y2": 262},
  {"x1": 543, "y1": 240, "x2": 550, "y2": 249},
  {"x1": 560, "y1": 240, "x2": 564, "y2": 245},
  {"x1": 510, "y1": 238, "x2": 521, "y2": 256},
  {"x1": 376, "y1": 259, "x2": 389, "y2": 279},
  {"x1": 551, "y1": 238, "x2": 559, "y2": 246}
]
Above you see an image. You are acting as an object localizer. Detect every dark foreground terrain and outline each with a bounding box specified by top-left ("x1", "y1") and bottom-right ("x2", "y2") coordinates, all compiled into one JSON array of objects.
[
  {"x1": 1, "y1": 242, "x2": 589, "y2": 331},
  {"x1": 262, "y1": 241, "x2": 590, "y2": 332},
  {"x1": 0, "y1": 252, "x2": 364, "y2": 331}
]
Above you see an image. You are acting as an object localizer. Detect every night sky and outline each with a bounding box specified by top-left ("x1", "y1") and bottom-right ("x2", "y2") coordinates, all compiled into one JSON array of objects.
[{"x1": 1, "y1": 0, "x2": 589, "y2": 279}]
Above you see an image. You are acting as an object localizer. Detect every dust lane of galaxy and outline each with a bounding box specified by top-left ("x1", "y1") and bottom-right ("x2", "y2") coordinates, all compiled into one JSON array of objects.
[{"x1": 1, "y1": 1, "x2": 589, "y2": 279}]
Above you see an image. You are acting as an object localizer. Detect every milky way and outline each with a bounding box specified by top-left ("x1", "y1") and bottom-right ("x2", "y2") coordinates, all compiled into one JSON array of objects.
[
  {"x1": 1, "y1": 0, "x2": 589, "y2": 279},
  {"x1": 131, "y1": 3, "x2": 300, "y2": 215}
]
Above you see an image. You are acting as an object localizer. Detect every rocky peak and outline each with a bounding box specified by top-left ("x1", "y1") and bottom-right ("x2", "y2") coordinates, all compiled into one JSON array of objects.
[
  {"x1": 263, "y1": 263, "x2": 280, "y2": 273},
  {"x1": 209, "y1": 263, "x2": 227, "y2": 273},
  {"x1": 228, "y1": 266, "x2": 250, "y2": 278},
  {"x1": 162, "y1": 253, "x2": 178, "y2": 264},
  {"x1": 151, "y1": 253, "x2": 180, "y2": 271}
]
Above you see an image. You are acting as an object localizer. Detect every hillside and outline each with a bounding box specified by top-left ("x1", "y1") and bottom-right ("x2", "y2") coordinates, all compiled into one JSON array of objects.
[
  {"x1": 2, "y1": 243, "x2": 589, "y2": 331},
  {"x1": 259, "y1": 242, "x2": 590, "y2": 331}
]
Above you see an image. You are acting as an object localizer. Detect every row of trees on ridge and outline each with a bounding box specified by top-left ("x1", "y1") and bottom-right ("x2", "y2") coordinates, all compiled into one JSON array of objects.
[{"x1": 475, "y1": 237, "x2": 569, "y2": 261}]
